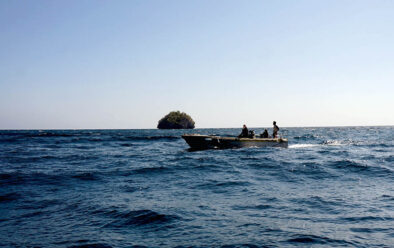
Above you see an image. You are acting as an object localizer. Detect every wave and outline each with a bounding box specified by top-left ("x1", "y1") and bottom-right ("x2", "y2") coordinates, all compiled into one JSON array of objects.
[
  {"x1": 384, "y1": 155, "x2": 394, "y2": 162},
  {"x1": 215, "y1": 181, "x2": 251, "y2": 187},
  {"x1": 335, "y1": 160, "x2": 394, "y2": 177},
  {"x1": 327, "y1": 159, "x2": 379, "y2": 176},
  {"x1": 101, "y1": 209, "x2": 179, "y2": 228},
  {"x1": 341, "y1": 215, "x2": 393, "y2": 222},
  {"x1": 286, "y1": 234, "x2": 354, "y2": 245},
  {"x1": 293, "y1": 134, "x2": 321, "y2": 140},
  {"x1": 0, "y1": 132, "x2": 74, "y2": 138},
  {"x1": 232, "y1": 204, "x2": 273, "y2": 211},
  {"x1": 68, "y1": 244, "x2": 113, "y2": 248},
  {"x1": 195, "y1": 180, "x2": 251, "y2": 189},
  {"x1": 119, "y1": 135, "x2": 180, "y2": 141},
  {"x1": 0, "y1": 192, "x2": 21, "y2": 203},
  {"x1": 0, "y1": 132, "x2": 76, "y2": 143},
  {"x1": 0, "y1": 172, "x2": 31, "y2": 186},
  {"x1": 350, "y1": 227, "x2": 394, "y2": 233},
  {"x1": 289, "y1": 139, "x2": 353, "y2": 148},
  {"x1": 329, "y1": 159, "x2": 367, "y2": 169},
  {"x1": 22, "y1": 199, "x2": 60, "y2": 210},
  {"x1": 289, "y1": 144, "x2": 320, "y2": 149},
  {"x1": 71, "y1": 172, "x2": 100, "y2": 181},
  {"x1": 322, "y1": 140, "x2": 347, "y2": 146},
  {"x1": 354, "y1": 141, "x2": 393, "y2": 148},
  {"x1": 0, "y1": 132, "x2": 180, "y2": 144},
  {"x1": 132, "y1": 166, "x2": 171, "y2": 175},
  {"x1": 2, "y1": 153, "x2": 101, "y2": 164},
  {"x1": 219, "y1": 243, "x2": 266, "y2": 248},
  {"x1": 0, "y1": 171, "x2": 101, "y2": 187},
  {"x1": 381, "y1": 194, "x2": 394, "y2": 202},
  {"x1": 291, "y1": 196, "x2": 344, "y2": 214}
]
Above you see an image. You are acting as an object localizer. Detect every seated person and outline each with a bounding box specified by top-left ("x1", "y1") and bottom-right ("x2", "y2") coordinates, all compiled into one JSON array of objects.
[
  {"x1": 260, "y1": 129, "x2": 269, "y2": 138},
  {"x1": 238, "y1": 124, "x2": 248, "y2": 138}
]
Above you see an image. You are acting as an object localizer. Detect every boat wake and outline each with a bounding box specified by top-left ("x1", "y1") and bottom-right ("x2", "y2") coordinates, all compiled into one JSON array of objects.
[
  {"x1": 289, "y1": 140, "x2": 348, "y2": 149},
  {"x1": 289, "y1": 144, "x2": 320, "y2": 149},
  {"x1": 323, "y1": 140, "x2": 347, "y2": 146}
]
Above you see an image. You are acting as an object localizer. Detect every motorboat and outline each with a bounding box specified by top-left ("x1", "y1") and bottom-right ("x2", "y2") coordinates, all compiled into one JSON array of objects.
[{"x1": 182, "y1": 134, "x2": 288, "y2": 150}]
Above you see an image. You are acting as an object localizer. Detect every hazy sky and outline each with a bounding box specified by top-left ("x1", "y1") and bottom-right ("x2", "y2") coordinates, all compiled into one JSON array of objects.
[{"x1": 1, "y1": 0, "x2": 393, "y2": 129}]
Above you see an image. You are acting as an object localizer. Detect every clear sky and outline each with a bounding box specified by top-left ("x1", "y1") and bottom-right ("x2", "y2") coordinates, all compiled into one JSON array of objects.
[{"x1": 1, "y1": 0, "x2": 393, "y2": 129}]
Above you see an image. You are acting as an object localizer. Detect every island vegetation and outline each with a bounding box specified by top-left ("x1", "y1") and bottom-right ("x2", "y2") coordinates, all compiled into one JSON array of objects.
[{"x1": 157, "y1": 111, "x2": 195, "y2": 129}]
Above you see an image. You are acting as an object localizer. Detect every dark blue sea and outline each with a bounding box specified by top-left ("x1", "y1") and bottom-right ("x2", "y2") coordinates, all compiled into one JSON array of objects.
[{"x1": 0, "y1": 127, "x2": 393, "y2": 248}]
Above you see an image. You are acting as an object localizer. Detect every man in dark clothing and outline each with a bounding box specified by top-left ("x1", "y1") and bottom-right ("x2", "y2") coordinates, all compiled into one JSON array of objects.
[
  {"x1": 239, "y1": 124, "x2": 249, "y2": 138},
  {"x1": 261, "y1": 129, "x2": 269, "y2": 138},
  {"x1": 273, "y1": 121, "x2": 279, "y2": 138}
]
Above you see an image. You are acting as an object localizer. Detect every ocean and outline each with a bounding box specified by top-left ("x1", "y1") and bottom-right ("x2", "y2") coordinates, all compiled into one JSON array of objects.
[{"x1": 0, "y1": 127, "x2": 393, "y2": 247}]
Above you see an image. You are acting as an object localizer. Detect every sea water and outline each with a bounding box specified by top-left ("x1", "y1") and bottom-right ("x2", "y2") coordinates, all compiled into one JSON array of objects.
[{"x1": 0, "y1": 127, "x2": 393, "y2": 247}]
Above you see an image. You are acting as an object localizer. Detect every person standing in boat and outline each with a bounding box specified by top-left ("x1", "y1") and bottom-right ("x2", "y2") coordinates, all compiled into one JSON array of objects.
[
  {"x1": 239, "y1": 124, "x2": 249, "y2": 138},
  {"x1": 273, "y1": 121, "x2": 280, "y2": 138}
]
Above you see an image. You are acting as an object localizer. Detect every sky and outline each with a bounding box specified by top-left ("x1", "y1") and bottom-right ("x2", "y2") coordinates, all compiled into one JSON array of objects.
[{"x1": 0, "y1": 0, "x2": 393, "y2": 129}]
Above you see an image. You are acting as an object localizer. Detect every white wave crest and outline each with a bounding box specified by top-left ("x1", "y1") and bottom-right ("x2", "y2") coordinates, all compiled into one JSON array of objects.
[
  {"x1": 289, "y1": 144, "x2": 320, "y2": 149},
  {"x1": 323, "y1": 140, "x2": 345, "y2": 146}
]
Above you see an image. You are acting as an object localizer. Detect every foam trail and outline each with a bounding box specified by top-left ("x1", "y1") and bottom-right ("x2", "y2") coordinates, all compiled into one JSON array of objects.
[
  {"x1": 323, "y1": 140, "x2": 345, "y2": 146},
  {"x1": 289, "y1": 144, "x2": 320, "y2": 149}
]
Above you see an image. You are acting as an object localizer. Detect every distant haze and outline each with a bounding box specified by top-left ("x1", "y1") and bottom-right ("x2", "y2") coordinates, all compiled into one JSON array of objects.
[{"x1": 1, "y1": 0, "x2": 393, "y2": 129}]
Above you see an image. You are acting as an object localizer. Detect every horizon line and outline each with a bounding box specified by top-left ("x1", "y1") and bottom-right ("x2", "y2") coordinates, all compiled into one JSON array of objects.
[{"x1": 0, "y1": 124, "x2": 393, "y2": 131}]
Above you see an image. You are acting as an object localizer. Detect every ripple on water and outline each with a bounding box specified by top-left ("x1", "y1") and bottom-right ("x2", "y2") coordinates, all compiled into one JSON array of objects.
[
  {"x1": 68, "y1": 244, "x2": 113, "y2": 248},
  {"x1": 285, "y1": 234, "x2": 356, "y2": 246},
  {"x1": 91, "y1": 208, "x2": 180, "y2": 228},
  {"x1": 0, "y1": 192, "x2": 21, "y2": 203}
]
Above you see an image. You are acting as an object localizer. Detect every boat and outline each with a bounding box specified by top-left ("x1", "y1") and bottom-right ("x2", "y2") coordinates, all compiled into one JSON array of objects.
[{"x1": 182, "y1": 134, "x2": 288, "y2": 150}]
